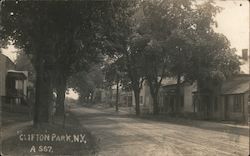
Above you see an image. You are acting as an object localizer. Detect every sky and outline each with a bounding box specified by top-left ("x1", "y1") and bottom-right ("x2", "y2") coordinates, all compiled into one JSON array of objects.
[
  {"x1": 1, "y1": 0, "x2": 249, "y2": 99},
  {"x1": 214, "y1": 0, "x2": 249, "y2": 55}
]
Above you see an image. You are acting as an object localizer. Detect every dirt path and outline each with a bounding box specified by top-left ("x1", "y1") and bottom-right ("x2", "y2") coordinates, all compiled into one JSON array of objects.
[{"x1": 72, "y1": 106, "x2": 249, "y2": 156}]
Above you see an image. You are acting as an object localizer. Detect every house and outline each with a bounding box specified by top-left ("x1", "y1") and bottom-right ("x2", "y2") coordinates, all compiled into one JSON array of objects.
[
  {"x1": 0, "y1": 53, "x2": 15, "y2": 99},
  {"x1": 192, "y1": 49, "x2": 250, "y2": 122},
  {"x1": 131, "y1": 73, "x2": 249, "y2": 122},
  {"x1": 99, "y1": 87, "x2": 133, "y2": 107},
  {"x1": 0, "y1": 53, "x2": 29, "y2": 106},
  {"x1": 158, "y1": 80, "x2": 196, "y2": 115},
  {"x1": 132, "y1": 81, "x2": 153, "y2": 113},
  {"x1": 131, "y1": 78, "x2": 196, "y2": 114},
  {"x1": 218, "y1": 74, "x2": 249, "y2": 121},
  {"x1": 119, "y1": 90, "x2": 133, "y2": 107},
  {"x1": 5, "y1": 70, "x2": 28, "y2": 105},
  {"x1": 193, "y1": 74, "x2": 249, "y2": 122}
]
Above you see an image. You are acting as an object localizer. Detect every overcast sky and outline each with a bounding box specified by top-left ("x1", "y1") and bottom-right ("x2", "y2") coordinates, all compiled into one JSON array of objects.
[{"x1": 214, "y1": 0, "x2": 249, "y2": 55}]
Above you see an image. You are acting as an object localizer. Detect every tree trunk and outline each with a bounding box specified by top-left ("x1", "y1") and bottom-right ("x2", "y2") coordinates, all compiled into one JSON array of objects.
[
  {"x1": 152, "y1": 93, "x2": 159, "y2": 115},
  {"x1": 175, "y1": 74, "x2": 181, "y2": 114},
  {"x1": 115, "y1": 80, "x2": 119, "y2": 112},
  {"x1": 55, "y1": 76, "x2": 66, "y2": 117},
  {"x1": 33, "y1": 62, "x2": 52, "y2": 126},
  {"x1": 134, "y1": 87, "x2": 140, "y2": 115},
  {"x1": 148, "y1": 81, "x2": 159, "y2": 115}
]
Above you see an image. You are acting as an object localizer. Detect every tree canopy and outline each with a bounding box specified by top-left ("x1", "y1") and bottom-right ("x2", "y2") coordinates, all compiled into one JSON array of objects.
[
  {"x1": 0, "y1": 0, "x2": 241, "y2": 121},
  {"x1": 1, "y1": 0, "x2": 135, "y2": 124}
]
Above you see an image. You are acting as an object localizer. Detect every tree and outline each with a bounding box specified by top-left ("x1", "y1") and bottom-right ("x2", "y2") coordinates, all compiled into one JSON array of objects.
[
  {"x1": 103, "y1": 0, "x2": 147, "y2": 115},
  {"x1": 1, "y1": 1, "x2": 127, "y2": 125},
  {"x1": 105, "y1": 59, "x2": 120, "y2": 111},
  {"x1": 135, "y1": 0, "x2": 194, "y2": 114},
  {"x1": 104, "y1": 56, "x2": 129, "y2": 111},
  {"x1": 69, "y1": 64, "x2": 104, "y2": 105},
  {"x1": 15, "y1": 50, "x2": 36, "y2": 82},
  {"x1": 184, "y1": 1, "x2": 241, "y2": 91},
  {"x1": 135, "y1": 0, "x2": 240, "y2": 115}
]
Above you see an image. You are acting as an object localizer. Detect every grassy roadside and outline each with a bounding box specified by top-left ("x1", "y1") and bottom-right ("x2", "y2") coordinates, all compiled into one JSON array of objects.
[
  {"x1": 2, "y1": 112, "x2": 98, "y2": 156},
  {"x1": 1, "y1": 111, "x2": 31, "y2": 126}
]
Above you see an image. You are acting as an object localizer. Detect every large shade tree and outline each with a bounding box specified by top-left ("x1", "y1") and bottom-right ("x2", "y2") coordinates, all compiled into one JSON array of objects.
[
  {"x1": 1, "y1": 1, "x2": 130, "y2": 125},
  {"x1": 103, "y1": 0, "x2": 148, "y2": 115},
  {"x1": 136, "y1": 0, "x2": 195, "y2": 114},
  {"x1": 135, "y1": 0, "x2": 240, "y2": 114}
]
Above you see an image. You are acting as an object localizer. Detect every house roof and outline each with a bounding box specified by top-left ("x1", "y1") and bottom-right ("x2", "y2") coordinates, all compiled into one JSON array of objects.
[
  {"x1": 7, "y1": 70, "x2": 27, "y2": 80},
  {"x1": 0, "y1": 53, "x2": 14, "y2": 64},
  {"x1": 221, "y1": 74, "x2": 250, "y2": 95},
  {"x1": 161, "y1": 77, "x2": 184, "y2": 86}
]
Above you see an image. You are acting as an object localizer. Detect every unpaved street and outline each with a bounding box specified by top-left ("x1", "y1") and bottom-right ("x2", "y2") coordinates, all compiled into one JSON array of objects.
[{"x1": 71, "y1": 106, "x2": 249, "y2": 156}]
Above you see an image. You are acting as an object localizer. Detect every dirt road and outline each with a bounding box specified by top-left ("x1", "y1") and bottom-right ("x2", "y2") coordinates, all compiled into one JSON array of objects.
[{"x1": 71, "y1": 106, "x2": 249, "y2": 156}]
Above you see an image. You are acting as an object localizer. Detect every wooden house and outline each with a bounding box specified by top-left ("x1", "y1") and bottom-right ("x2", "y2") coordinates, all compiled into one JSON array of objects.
[
  {"x1": 193, "y1": 74, "x2": 250, "y2": 122},
  {"x1": 0, "y1": 53, "x2": 29, "y2": 106}
]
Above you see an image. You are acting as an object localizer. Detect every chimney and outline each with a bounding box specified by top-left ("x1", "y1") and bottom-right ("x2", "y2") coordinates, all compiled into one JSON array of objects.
[{"x1": 242, "y1": 49, "x2": 248, "y2": 61}]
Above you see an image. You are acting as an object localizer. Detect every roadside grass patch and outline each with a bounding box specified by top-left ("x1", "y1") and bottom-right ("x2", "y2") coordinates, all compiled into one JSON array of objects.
[
  {"x1": 2, "y1": 113, "x2": 98, "y2": 156},
  {"x1": 2, "y1": 110, "x2": 31, "y2": 126}
]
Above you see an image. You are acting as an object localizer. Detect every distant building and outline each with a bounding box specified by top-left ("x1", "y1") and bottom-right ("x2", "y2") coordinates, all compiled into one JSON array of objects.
[{"x1": 99, "y1": 87, "x2": 133, "y2": 107}]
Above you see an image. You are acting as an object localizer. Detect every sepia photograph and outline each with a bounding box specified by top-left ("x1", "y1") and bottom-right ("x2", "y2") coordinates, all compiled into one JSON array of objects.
[{"x1": 0, "y1": 0, "x2": 249, "y2": 155}]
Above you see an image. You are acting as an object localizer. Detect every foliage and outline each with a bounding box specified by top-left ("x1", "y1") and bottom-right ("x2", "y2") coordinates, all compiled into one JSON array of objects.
[
  {"x1": 69, "y1": 64, "x2": 104, "y2": 104},
  {"x1": 133, "y1": 0, "x2": 240, "y2": 114},
  {"x1": 1, "y1": 1, "x2": 132, "y2": 123},
  {"x1": 1, "y1": 0, "x2": 241, "y2": 118},
  {"x1": 15, "y1": 50, "x2": 36, "y2": 82},
  {"x1": 103, "y1": 0, "x2": 145, "y2": 115}
]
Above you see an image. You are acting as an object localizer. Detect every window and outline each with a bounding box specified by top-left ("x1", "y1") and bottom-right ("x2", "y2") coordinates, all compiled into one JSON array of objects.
[
  {"x1": 15, "y1": 80, "x2": 23, "y2": 90},
  {"x1": 214, "y1": 97, "x2": 218, "y2": 112},
  {"x1": 233, "y1": 95, "x2": 243, "y2": 112}
]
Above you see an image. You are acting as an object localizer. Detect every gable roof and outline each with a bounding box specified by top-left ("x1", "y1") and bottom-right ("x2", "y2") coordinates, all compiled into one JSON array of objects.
[
  {"x1": 7, "y1": 70, "x2": 27, "y2": 80},
  {"x1": 0, "y1": 53, "x2": 14, "y2": 65},
  {"x1": 161, "y1": 77, "x2": 185, "y2": 86},
  {"x1": 221, "y1": 74, "x2": 250, "y2": 95}
]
